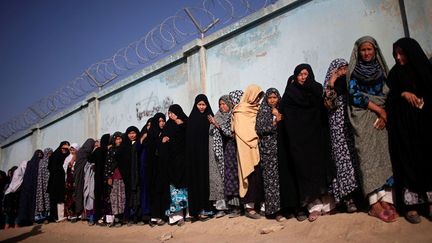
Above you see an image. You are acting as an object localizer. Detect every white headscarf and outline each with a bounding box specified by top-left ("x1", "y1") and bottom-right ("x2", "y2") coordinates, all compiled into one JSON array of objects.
[
  {"x1": 4, "y1": 160, "x2": 28, "y2": 195},
  {"x1": 63, "y1": 143, "x2": 80, "y2": 178}
]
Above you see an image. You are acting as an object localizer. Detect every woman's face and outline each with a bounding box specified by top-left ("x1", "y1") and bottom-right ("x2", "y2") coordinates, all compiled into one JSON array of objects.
[
  {"x1": 296, "y1": 69, "x2": 309, "y2": 85},
  {"x1": 219, "y1": 100, "x2": 229, "y2": 113},
  {"x1": 197, "y1": 101, "x2": 207, "y2": 113},
  {"x1": 61, "y1": 144, "x2": 70, "y2": 154},
  {"x1": 267, "y1": 93, "x2": 279, "y2": 107},
  {"x1": 158, "y1": 117, "x2": 165, "y2": 129},
  {"x1": 115, "y1": 136, "x2": 122, "y2": 146},
  {"x1": 69, "y1": 147, "x2": 77, "y2": 155},
  {"x1": 337, "y1": 65, "x2": 348, "y2": 77},
  {"x1": 394, "y1": 46, "x2": 407, "y2": 66},
  {"x1": 168, "y1": 111, "x2": 177, "y2": 121},
  {"x1": 359, "y1": 42, "x2": 376, "y2": 62},
  {"x1": 128, "y1": 131, "x2": 137, "y2": 141},
  {"x1": 94, "y1": 140, "x2": 100, "y2": 149}
]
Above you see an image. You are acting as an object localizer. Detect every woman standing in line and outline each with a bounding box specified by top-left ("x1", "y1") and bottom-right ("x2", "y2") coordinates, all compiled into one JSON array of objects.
[
  {"x1": 104, "y1": 132, "x2": 126, "y2": 227},
  {"x1": 208, "y1": 95, "x2": 233, "y2": 218},
  {"x1": 347, "y1": 36, "x2": 396, "y2": 222},
  {"x1": 47, "y1": 141, "x2": 70, "y2": 222},
  {"x1": 323, "y1": 58, "x2": 360, "y2": 212},
  {"x1": 256, "y1": 88, "x2": 285, "y2": 221},
  {"x1": 186, "y1": 94, "x2": 214, "y2": 220},
  {"x1": 73, "y1": 138, "x2": 96, "y2": 222},
  {"x1": 146, "y1": 113, "x2": 168, "y2": 226},
  {"x1": 64, "y1": 143, "x2": 80, "y2": 222},
  {"x1": 387, "y1": 37, "x2": 432, "y2": 223},
  {"x1": 281, "y1": 64, "x2": 334, "y2": 222},
  {"x1": 220, "y1": 90, "x2": 244, "y2": 217},
  {"x1": 16, "y1": 149, "x2": 44, "y2": 226},
  {"x1": 232, "y1": 84, "x2": 265, "y2": 219},
  {"x1": 161, "y1": 105, "x2": 189, "y2": 226},
  {"x1": 35, "y1": 147, "x2": 53, "y2": 223}
]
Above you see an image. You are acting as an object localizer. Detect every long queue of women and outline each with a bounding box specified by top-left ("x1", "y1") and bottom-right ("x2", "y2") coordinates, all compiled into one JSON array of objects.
[{"x1": 1, "y1": 36, "x2": 431, "y2": 230}]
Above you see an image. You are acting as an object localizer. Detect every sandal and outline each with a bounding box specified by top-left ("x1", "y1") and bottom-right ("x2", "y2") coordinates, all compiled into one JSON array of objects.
[
  {"x1": 177, "y1": 219, "x2": 185, "y2": 227},
  {"x1": 308, "y1": 211, "x2": 320, "y2": 222},
  {"x1": 198, "y1": 214, "x2": 210, "y2": 222},
  {"x1": 215, "y1": 211, "x2": 226, "y2": 218},
  {"x1": 157, "y1": 219, "x2": 166, "y2": 226},
  {"x1": 368, "y1": 208, "x2": 397, "y2": 223},
  {"x1": 296, "y1": 211, "x2": 307, "y2": 222},
  {"x1": 405, "y1": 211, "x2": 421, "y2": 224},
  {"x1": 275, "y1": 215, "x2": 287, "y2": 222},
  {"x1": 346, "y1": 199, "x2": 358, "y2": 213},
  {"x1": 245, "y1": 209, "x2": 261, "y2": 219}
]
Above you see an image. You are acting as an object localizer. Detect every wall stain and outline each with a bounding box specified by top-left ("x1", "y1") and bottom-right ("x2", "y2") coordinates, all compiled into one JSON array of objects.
[
  {"x1": 136, "y1": 92, "x2": 173, "y2": 121},
  {"x1": 214, "y1": 18, "x2": 281, "y2": 66}
]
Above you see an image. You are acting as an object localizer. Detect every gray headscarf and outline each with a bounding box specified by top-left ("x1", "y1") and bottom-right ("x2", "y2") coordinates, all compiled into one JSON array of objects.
[{"x1": 347, "y1": 36, "x2": 389, "y2": 85}]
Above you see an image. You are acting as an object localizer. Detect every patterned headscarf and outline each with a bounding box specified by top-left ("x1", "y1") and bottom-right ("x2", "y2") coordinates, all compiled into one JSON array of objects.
[
  {"x1": 229, "y1": 90, "x2": 244, "y2": 106},
  {"x1": 323, "y1": 58, "x2": 349, "y2": 88},
  {"x1": 256, "y1": 88, "x2": 281, "y2": 136}
]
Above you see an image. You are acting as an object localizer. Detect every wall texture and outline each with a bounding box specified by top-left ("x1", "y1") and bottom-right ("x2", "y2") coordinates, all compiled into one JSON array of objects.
[{"x1": 1, "y1": 0, "x2": 431, "y2": 170}]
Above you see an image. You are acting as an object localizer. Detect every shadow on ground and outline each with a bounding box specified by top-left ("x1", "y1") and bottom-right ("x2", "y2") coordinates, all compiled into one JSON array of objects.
[{"x1": 2, "y1": 225, "x2": 44, "y2": 243}]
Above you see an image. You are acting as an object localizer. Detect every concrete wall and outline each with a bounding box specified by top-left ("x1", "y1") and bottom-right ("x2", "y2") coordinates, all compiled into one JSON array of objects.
[
  {"x1": 1, "y1": 135, "x2": 33, "y2": 171},
  {"x1": 1, "y1": 0, "x2": 431, "y2": 170},
  {"x1": 39, "y1": 108, "x2": 88, "y2": 150}
]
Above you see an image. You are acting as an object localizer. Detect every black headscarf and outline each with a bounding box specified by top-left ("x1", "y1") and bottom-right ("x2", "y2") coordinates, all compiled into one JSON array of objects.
[
  {"x1": 281, "y1": 64, "x2": 323, "y2": 109},
  {"x1": 47, "y1": 141, "x2": 70, "y2": 203},
  {"x1": 140, "y1": 118, "x2": 152, "y2": 139},
  {"x1": 169, "y1": 104, "x2": 188, "y2": 121},
  {"x1": 148, "y1": 113, "x2": 166, "y2": 140},
  {"x1": 105, "y1": 131, "x2": 123, "y2": 180},
  {"x1": 389, "y1": 37, "x2": 432, "y2": 99},
  {"x1": 185, "y1": 94, "x2": 213, "y2": 216},
  {"x1": 18, "y1": 149, "x2": 43, "y2": 225}
]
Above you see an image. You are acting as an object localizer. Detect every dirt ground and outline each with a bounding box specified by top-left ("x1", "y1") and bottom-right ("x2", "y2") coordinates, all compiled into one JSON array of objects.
[{"x1": 1, "y1": 213, "x2": 431, "y2": 243}]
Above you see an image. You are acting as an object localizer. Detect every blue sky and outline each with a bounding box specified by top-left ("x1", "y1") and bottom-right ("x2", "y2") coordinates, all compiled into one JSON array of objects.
[{"x1": 0, "y1": 0, "x2": 214, "y2": 125}]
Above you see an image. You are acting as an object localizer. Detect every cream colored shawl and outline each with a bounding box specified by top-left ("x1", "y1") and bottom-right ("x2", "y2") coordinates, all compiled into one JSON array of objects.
[{"x1": 232, "y1": 84, "x2": 263, "y2": 197}]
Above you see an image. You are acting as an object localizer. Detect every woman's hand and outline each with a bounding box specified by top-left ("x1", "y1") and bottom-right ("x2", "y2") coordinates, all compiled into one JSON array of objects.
[
  {"x1": 327, "y1": 70, "x2": 339, "y2": 88},
  {"x1": 162, "y1": 136, "x2": 170, "y2": 143},
  {"x1": 368, "y1": 101, "x2": 387, "y2": 130},
  {"x1": 207, "y1": 115, "x2": 220, "y2": 128},
  {"x1": 107, "y1": 178, "x2": 113, "y2": 186},
  {"x1": 272, "y1": 108, "x2": 283, "y2": 123},
  {"x1": 175, "y1": 119, "x2": 184, "y2": 125},
  {"x1": 402, "y1": 92, "x2": 422, "y2": 108},
  {"x1": 373, "y1": 118, "x2": 386, "y2": 130}
]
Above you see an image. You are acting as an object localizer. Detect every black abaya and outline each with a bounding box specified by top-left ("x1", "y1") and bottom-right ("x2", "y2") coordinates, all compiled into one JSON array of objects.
[
  {"x1": 387, "y1": 38, "x2": 432, "y2": 203},
  {"x1": 281, "y1": 64, "x2": 334, "y2": 207},
  {"x1": 185, "y1": 94, "x2": 214, "y2": 216}
]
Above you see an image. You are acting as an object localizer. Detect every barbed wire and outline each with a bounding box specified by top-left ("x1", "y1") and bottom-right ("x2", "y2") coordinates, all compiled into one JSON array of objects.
[{"x1": 0, "y1": 0, "x2": 274, "y2": 142}]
